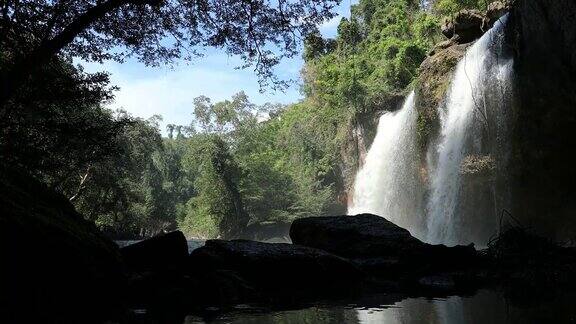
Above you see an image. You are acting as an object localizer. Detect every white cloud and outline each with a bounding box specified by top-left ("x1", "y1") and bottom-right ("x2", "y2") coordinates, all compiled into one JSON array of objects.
[
  {"x1": 73, "y1": 0, "x2": 362, "y2": 134},
  {"x1": 79, "y1": 53, "x2": 302, "y2": 134},
  {"x1": 319, "y1": 16, "x2": 342, "y2": 35}
]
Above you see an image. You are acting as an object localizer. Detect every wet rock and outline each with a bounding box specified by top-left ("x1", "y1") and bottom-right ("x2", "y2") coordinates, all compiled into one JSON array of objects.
[
  {"x1": 441, "y1": 9, "x2": 485, "y2": 44},
  {"x1": 290, "y1": 214, "x2": 480, "y2": 277},
  {"x1": 241, "y1": 221, "x2": 292, "y2": 242},
  {"x1": 417, "y1": 42, "x2": 470, "y2": 150},
  {"x1": 121, "y1": 231, "x2": 188, "y2": 272},
  {"x1": 427, "y1": 39, "x2": 455, "y2": 56},
  {"x1": 189, "y1": 239, "x2": 364, "y2": 299},
  {"x1": 485, "y1": 1, "x2": 510, "y2": 28},
  {"x1": 0, "y1": 166, "x2": 126, "y2": 323}
]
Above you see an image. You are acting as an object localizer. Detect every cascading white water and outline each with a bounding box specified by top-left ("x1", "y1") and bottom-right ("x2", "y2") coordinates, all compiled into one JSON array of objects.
[
  {"x1": 348, "y1": 91, "x2": 425, "y2": 239},
  {"x1": 426, "y1": 15, "x2": 513, "y2": 245},
  {"x1": 348, "y1": 15, "x2": 513, "y2": 246}
]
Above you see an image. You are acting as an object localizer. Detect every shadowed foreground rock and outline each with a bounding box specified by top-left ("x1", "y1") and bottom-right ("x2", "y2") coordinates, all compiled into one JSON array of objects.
[
  {"x1": 0, "y1": 166, "x2": 126, "y2": 323},
  {"x1": 291, "y1": 214, "x2": 480, "y2": 290},
  {"x1": 189, "y1": 240, "x2": 364, "y2": 300},
  {"x1": 121, "y1": 231, "x2": 188, "y2": 272}
]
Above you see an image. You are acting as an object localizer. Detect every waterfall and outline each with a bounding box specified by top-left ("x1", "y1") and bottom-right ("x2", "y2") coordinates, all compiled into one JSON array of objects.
[
  {"x1": 348, "y1": 15, "x2": 513, "y2": 246},
  {"x1": 426, "y1": 15, "x2": 513, "y2": 245},
  {"x1": 348, "y1": 91, "x2": 425, "y2": 239}
]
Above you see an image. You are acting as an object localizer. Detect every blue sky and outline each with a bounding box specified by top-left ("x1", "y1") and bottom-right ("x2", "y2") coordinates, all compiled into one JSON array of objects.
[{"x1": 79, "y1": 2, "x2": 353, "y2": 134}]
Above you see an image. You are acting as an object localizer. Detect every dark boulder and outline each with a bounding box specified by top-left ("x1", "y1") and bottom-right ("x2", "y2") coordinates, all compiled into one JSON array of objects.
[
  {"x1": 441, "y1": 9, "x2": 485, "y2": 44},
  {"x1": 290, "y1": 214, "x2": 479, "y2": 282},
  {"x1": 189, "y1": 239, "x2": 364, "y2": 300},
  {"x1": 121, "y1": 231, "x2": 188, "y2": 272},
  {"x1": 291, "y1": 213, "x2": 423, "y2": 257},
  {"x1": 240, "y1": 221, "x2": 292, "y2": 242},
  {"x1": 0, "y1": 166, "x2": 126, "y2": 323}
]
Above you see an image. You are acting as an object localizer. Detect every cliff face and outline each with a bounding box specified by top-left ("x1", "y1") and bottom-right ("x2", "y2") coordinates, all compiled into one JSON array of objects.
[
  {"x1": 339, "y1": 95, "x2": 405, "y2": 209},
  {"x1": 509, "y1": 0, "x2": 576, "y2": 239},
  {"x1": 416, "y1": 41, "x2": 470, "y2": 153},
  {"x1": 339, "y1": 1, "x2": 576, "y2": 240},
  {"x1": 413, "y1": 0, "x2": 576, "y2": 240}
]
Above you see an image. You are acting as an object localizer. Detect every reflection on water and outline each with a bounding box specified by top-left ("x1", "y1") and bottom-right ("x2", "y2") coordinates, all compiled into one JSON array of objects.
[{"x1": 183, "y1": 290, "x2": 576, "y2": 324}]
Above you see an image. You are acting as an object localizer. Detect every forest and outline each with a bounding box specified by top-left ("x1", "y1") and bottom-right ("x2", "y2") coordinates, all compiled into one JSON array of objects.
[
  {"x1": 6, "y1": 0, "x2": 576, "y2": 323},
  {"x1": 1, "y1": 0, "x2": 497, "y2": 239}
]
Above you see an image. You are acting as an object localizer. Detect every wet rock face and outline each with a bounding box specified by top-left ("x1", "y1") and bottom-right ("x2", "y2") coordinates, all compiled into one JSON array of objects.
[
  {"x1": 416, "y1": 42, "x2": 469, "y2": 152},
  {"x1": 441, "y1": 9, "x2": 485, "y2": 43},
  {"x1": 440, "y1": 2, "x2": 511, "y2": 45},
  {"x1": 486, "y1": 1, "x2": 509, "y2": 27},
  {"x1": 509, "y1": 0, "x2": 576, "y2": 239}
]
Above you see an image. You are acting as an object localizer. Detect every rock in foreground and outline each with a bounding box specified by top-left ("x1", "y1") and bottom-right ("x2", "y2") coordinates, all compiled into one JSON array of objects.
[
  {"x1": 121, "y1": 230, "x2": 188, "y2": 272},
  {"x1": 291, "y1": 214, "x2": 480, "y2": 287},
  {"x1": 189, "y1": 239, "x2": 364, "y2": 300},
  {"x1": 0, "y1": 166, "x2": 126, "y2": 323}
]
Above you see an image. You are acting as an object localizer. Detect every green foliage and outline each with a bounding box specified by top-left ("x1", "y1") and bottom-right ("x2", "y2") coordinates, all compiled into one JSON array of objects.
[
  {"x1": 72, "y1": 114, "x2": 179, "y2": 237},
  {"x1": 178, "y1": 134, "x2": 248, "y2": 238},
  {"x1": 304, "y1": 0, "x2": 440, "y2": 116},
  {"x1": 0, "y1": 0, "x2": 340, "y2": 107},
  {"x1": 303, "y1": 32, "x2": 337, "y2": 62},
  {"x1": 433, "y1": 0, "x2": 491, "y2": 16}
]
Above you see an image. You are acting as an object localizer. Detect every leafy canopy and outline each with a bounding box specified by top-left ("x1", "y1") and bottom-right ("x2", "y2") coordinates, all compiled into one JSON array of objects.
[{"x1": 0, "y1": 0, "x2": 340, "y2": 101}]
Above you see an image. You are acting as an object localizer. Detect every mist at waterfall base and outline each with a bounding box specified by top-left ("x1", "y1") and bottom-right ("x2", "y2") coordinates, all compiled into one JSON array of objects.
[{"x1": 349, "y1": 16, "x2": 514, "y2": 247}]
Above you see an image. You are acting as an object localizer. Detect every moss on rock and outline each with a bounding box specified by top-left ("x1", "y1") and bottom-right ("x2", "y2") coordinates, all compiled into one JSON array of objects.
[{"x1": 415, "y1": 41, "x2": 470, "y2": 152}]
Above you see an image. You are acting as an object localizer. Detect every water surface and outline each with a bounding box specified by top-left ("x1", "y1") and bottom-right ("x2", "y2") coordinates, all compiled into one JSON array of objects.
[{"x1": 183, "y1": 289, "x2": 576, "y2": 324}]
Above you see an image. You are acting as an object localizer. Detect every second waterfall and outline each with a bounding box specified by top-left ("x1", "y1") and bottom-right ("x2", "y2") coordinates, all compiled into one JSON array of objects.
[{"x1": 348, "y1": 15, "x2": 514, "y2": 246}]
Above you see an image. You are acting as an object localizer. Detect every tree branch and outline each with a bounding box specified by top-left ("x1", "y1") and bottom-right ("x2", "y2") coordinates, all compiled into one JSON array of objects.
[
  {"x1": 69, "y1": 165, "x2": 91, "y2": 202},
  {"x1": 0, "y1": 0, "x2": 162, "y2": 110}
]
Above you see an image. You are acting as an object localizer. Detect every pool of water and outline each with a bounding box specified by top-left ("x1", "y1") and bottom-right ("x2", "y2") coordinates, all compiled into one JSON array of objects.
[
  {"x1": 181, "y1": 289, "x2": 576, "y2": 324},
  {"x1": 117, "y1": 239, "x2": 576, "y2": 323}
]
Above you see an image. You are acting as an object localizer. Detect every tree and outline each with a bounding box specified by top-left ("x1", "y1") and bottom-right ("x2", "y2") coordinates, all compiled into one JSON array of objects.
[
  {"x1": 303, "y1": 31, "x2": 336, "y2": 62},
  {"x1": 191, "y1": 91, "x2": 259, "y2": 133},
  {"x1": 433, "y1": 0, "x2": 489, "y2": 16},
  {"x1": 0, "y1": 0, "x2": 341, "y2": 108},
  {"x1": 0, "y1": 51, "x2": 126, "y2": 192},
  {"x1": 179, "y1": 134, "x2": 248, "y2": 238},
  {"x1": 73, "y1": 113, "x2": 176, "y2": 237}
]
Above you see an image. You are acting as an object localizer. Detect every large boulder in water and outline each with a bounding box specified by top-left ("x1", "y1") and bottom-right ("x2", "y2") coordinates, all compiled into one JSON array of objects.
[
  {"x1": 121, "y1": 231, "x2": 189, "y2": 272},
  {"x1": 0, "y1": 166, "x2": 126, "y2": 323},
  {"x1": 189, "y1": 239, "x2": 364, "y2": 300},
  {"x1": 290, "y1": 214, "x2": 479, "y2": 279}
]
